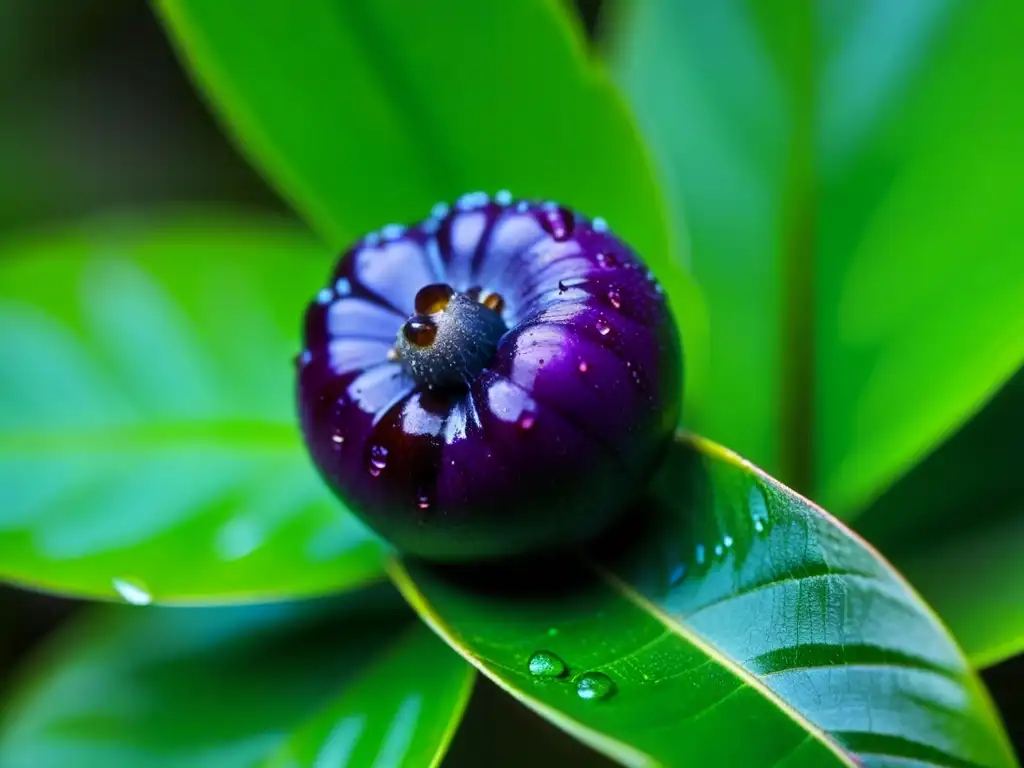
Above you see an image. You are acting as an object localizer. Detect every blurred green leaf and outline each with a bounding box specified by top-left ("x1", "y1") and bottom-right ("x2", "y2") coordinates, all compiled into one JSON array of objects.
[
  {"x1": 611, "y1": 0, "x2": 1024, "y2": 510},
  {"x1": 817, "y1": 0, "x2": 1024, "y2": 514},
  {"x1": 610, "y1": 0, "x2": 809, "y2": 480},
  {"x1": 0, "y1": 213, "x2": 384, "y2": 603},
  {"x1": 391, "y1": 434, "x2": 1017, "y2": 767},
  {"x1": 857, "y1": 368, "x2": 1024, "y2": 667},
  {"x1": 0, "y1": 591, "x2": 473, "y2": 767},
  {"x1": 898, "y1": 514, "x2": 1024, "y2": 674},
  {"x1": 442, "y1": 678, "x2": 614, "y2": 768},
  {"x1": 265, "y1": 623, "x2": 473, "y2": 768},
  {"x1": 153, "y1": 0, "x2": 710, "y2": 390}
]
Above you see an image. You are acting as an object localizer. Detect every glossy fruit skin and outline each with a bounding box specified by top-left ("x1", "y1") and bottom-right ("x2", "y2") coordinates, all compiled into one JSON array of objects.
[{"x1": 297, "y1": 192, "x2": 682, "y2": 561}]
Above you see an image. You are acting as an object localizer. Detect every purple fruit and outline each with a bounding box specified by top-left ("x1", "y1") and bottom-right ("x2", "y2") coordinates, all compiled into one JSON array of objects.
[{"x1": 297, "y1": 192, "x2": 682, "y2": 561}]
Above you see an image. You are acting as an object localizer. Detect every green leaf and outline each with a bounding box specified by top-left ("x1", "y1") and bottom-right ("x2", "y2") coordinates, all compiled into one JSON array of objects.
[
  {"x1": 264, "y1": 623, "x2": 473, "y2": 767},
  {"x1": 610, "y1": 1, "x2": 1024, "y2": 509},
  {"x1": 0, "y1": 591, "x2": 473, "y2": 767},
  {"x1": 0, "y1": 213, "x2": 384, "y2": 603},
  {"x1": 816, "y1": 0, "x2": 1024, "y2": 513},
  {"x1": 444, "y1": 678, "x2": 615, "y2": 768},
  {"x1": 609, "y1": 0, "x2": 809, "y2": 480},
  {"x1": 897, "y1": 514, "x2": 1024, "y2": 674},
  {"x1": 157, "y1": 2, "x2": 686, "y2": 285},
  {"x1": 857, "y1": 369, "x2": 1024, "y2": 668},
  {"x1": 391, "y1": 435, "x2": 1018, "y2": 767}
]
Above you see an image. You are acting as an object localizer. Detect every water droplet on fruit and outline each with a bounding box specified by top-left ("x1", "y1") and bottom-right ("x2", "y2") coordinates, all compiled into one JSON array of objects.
[
  {"x1": 607, "y1": 290, "x2": 622, "y2": 309},
  {"x1": 415, "y1": 283, "x2": 455, "y2": 314},
  {"x1": 575, "y1": 672, "x2": 615, "y2": 701},
  {"x1": 113, "y1": 577, "x2": 152, "y2": 606},
  {"x1": 381, "y1": 223, "x2": 405, "y2": 240},
  {"x1": 539, "y1": 207, "x2": 574, "y2": 241},
  {"x1": 557, "y1": 277, "x2": 586, "y2": 294},
  {"x1": 416, "y1": 489, "x2": 433, "y2": 512},
  {"x1": 596, "y1": 317, "x2": 611, "y2": 336},
  {"x1": 528, "y1": 651, "x2": 567, "y2": 679},
  {"x1": 402, "y1": 317, "x2": 438, "y2": 346},
  {"x1": 368, "y1": 444, "x2": 389, "y2": 477}
]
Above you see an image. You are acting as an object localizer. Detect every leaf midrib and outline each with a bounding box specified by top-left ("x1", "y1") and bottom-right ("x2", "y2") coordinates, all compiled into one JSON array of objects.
[{"x1": 590, "y1": 564, "x2": 859, "y2": 768}]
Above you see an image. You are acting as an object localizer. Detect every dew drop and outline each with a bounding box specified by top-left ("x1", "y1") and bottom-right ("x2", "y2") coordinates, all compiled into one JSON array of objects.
[
  {"x1": 431, "y1": 201, "x2": 450, "y2": 219},
  {"x1": 528, "y1": 650, "x2": 567, "y2": 679},
  {"x1": 402, "y1": 317, "x2": 438, "y2": 346},
  {"x1": 723, "y1": 534, "x2": 734, "y2": 549},
  {"x1": 539, "y1": 207, "x2": 575, "y2": 241},
  {"x1": 749, "y1": 484, "x2": 770, "y2": 534},
  {"x1": 714, "y1": 543, "x2": 724, "y2": 558},
  {"x1": 368, "y1": 444, "x2": 389, "y2": 477},
  {"x1": 364, "y1": 231, "x2": 382, "y2": 248},
  {"x1": 416, "y1": 489, "x2": 433, "y2": 512},
  {"x1": 578, "y1": 361, "x2": 588, "y2": 373},
  {"x1": 113, "y1": 577, "x2": 152, "y2": 606},
  {"x1": 518, "y1": 413, "x2": 536, "y2": 430},
  {"x1": 516, "y1": 200, "x2": 530, "y2": 213},
  {"x1": 695, "y1": 543, "x2": 706, "y2": 565},
  {"x1": 335, "y1": 277, "x2": 352, "y2": 296},
  {"x1": 331, "y1": 433, "x2": 345, "y2": 448},
  {"x1": 547, "y1": 627, "x2": 559, "y2": 637},
  {"x1": 596, "y1": 317, "x2": 611, "y2": 336},
  {"x1": 668, "y1": 563, "x2": 686, "y2": 585},
  {"x1": 575, "y1": 672, "x2": 616, "y2": 701},
  {"x1": 414, "y1": 283, "x2": 455, "y2": 314},
  {"x1": 607, "y1": 290, "x2": 622, "y2": 309},
  {"x1": 496, "y1": 189, "x2": 513, "y2": 205},
  {"x1": 316, "y1": 288, "x2": 333, "y2": 305},
  {"x1": 592, "y1": 216, "x2": 609, "y2": 233},
  {"x1": 381, "y1": 223, "x2": 405, "y2": 240},
  {"x1": 457, "y1": 191, "x2": 489, "y2": 210}
]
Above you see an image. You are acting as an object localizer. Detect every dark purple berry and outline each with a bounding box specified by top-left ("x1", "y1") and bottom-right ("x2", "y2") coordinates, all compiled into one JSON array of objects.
[{"x1": 297, "y1": 192, "x2": 683, "y2": 561}]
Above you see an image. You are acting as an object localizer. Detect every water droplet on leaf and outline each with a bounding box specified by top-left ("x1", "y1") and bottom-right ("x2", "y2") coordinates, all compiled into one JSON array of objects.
[
  {"x1": 528, "y1": 651, "x2": 567, "y2": 679},
  {"x1": 575, "y1": 671, "x2": 615, "y2": 701},
  {"x1": 113, "y1": 577, "x2": 152, "y2": 606}
]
